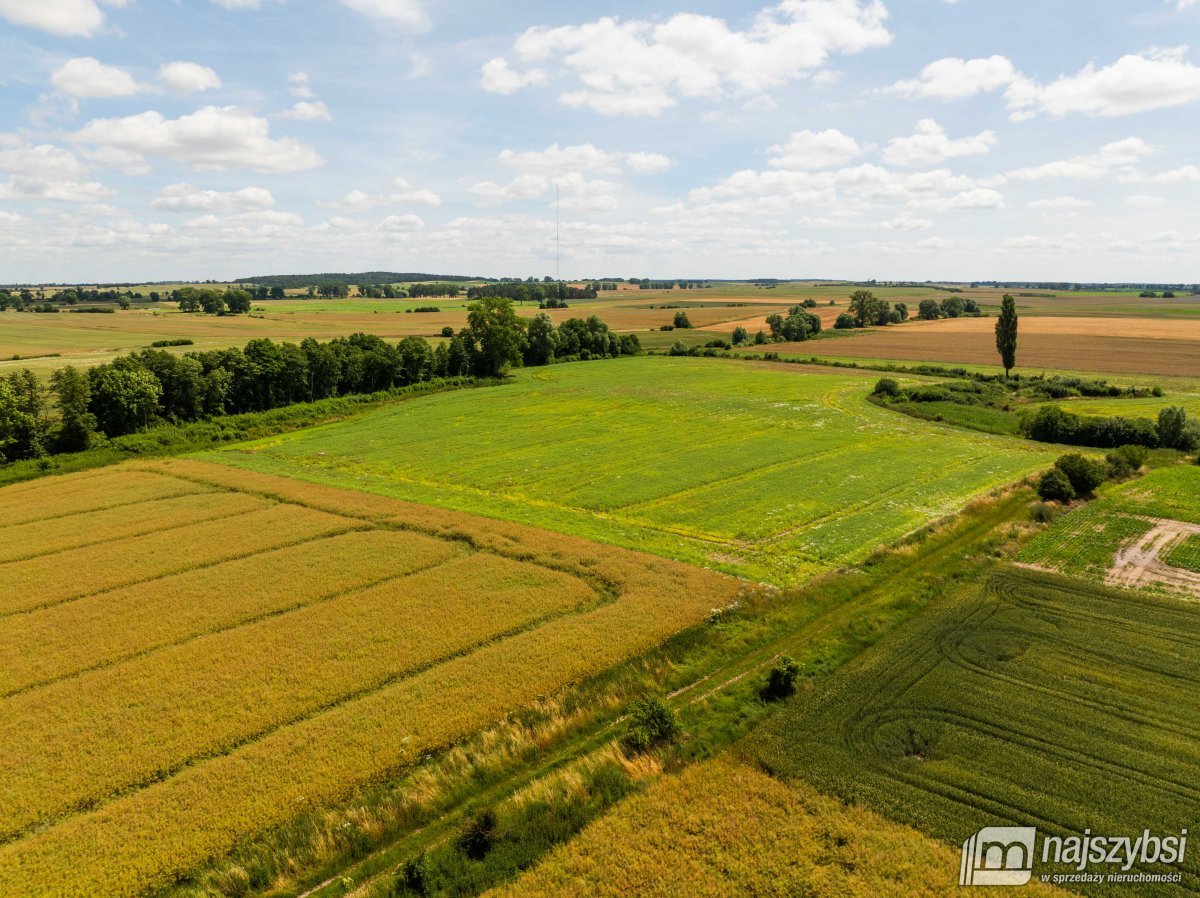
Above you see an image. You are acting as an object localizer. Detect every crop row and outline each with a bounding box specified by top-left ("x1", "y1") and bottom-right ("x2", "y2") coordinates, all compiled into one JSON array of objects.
[
  {"x1": 0, "y1": 501, "x2": 356, "y2": 616},
  {"x1": 0, "y1": 467, "x2": 209, "y2": 528},
  {"x1": 0, "y1": 465, "x2": 738, "y2": 894},
  {"x1": 1, "y1": 553, "x2": 593, "y2": 839},
  {"x1": 489, "y1": 757, "x2": 1061, "y2": 898},
  {"x1": 0, "y1": 529, "x2": 457, "y2": 695}
]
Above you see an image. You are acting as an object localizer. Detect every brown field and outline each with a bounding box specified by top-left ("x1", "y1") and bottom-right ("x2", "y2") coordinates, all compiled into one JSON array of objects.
[
  {"x1": 0, "y1": 459, "x2": 739, "y2": 896},
  {"x1": 489, "y1": 757, "x2": 1064, "y2": 898},
  {"x1": 774, "y1": 316, "x2": 1200, "y2": 378}
]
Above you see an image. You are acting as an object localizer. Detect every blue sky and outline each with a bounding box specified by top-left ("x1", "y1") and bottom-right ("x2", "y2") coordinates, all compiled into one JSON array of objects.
[{"x1": 1, "y1": 0, "x2": 1198, "y2": 282}]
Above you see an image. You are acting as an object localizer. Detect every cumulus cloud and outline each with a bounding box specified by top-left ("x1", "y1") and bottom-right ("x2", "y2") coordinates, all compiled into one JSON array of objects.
[
  {"x1": 52, "y1": 57, "x2": 141, "y2": 98},
  {"x1": 883, "y1": 55, "x2": 1018, "y2": 100},
  {"x1": 1005, "y1": 137, "x2": 1155, "y2": 180},
  {"x1": 1028, "y1": 196, "x2": 1093, "y2": 209},
  {"x1": 767, "y1": 129, "x2": 861, "y2": 169},
  {"x1": 72, "y1": 106, "x2": 323, "y2": 173},
  {"x1": 1007, "y1": 47, "x2": 1200, "y2": 118},
  {"x1": 288, "y1": 72, "x2": 315, "y2": 98},
  {"x1": 625, "y1": 152, "x2": 674, "y2": 174},
  {"x1": 495, "y1": 142, "x2": 673, "y2": 176},
  {"x1": 331, "y1": 178, "x2": 441, "y2": 208},
  {"x1": 0, "y1": 144, "x2": 87, "y2": 180},
  {"x1": 480, "y1": 59, "x2": 548, "y2": 95},
  {"x1": 0, "y1": 177, "x2": 115, "y2": 202},
  {"x1": 152, "y1": 183, "x2": 275, "y2": 212},
  {"x1": 486, "y1": 0, "x2": 892, "y2": 115},
  {"x1": 0, "y1": 0, "x2": 115, "y2": 37},
  {"x1": 882, "y1": 119, "x2": 996, "y2": 166},
  {"x1": 278, "y1": 100, "x2": 333, "y2": 121},
  {"x1": 338, "y1": 0, "x2": 428, "y2": 29},
  {"x1": 158, "y1": 61, "x2": 222, "y2": 94}
]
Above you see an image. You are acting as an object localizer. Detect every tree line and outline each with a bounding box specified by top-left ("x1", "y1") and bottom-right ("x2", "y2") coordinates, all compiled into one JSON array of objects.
[
  {"x1": 0, "y1": 298, "x2": 638, "y2": 463},
  {"x1": 466, "y1": 283, "x2": 597, "y2": 305}
]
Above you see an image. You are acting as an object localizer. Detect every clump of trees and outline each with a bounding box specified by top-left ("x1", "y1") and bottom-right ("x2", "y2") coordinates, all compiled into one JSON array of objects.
[
  {"x1": 1037, "y1": 449, "x2": 1137, "y2": 503},
  {"x1": 0, "y1": 298, "x2": 638, "y2": 464},
  {"x1": 917, "y1": 297, "x2": 983, "y2": 320},
  {"x1": 466, "y1": 282, "x2": 594, "y2": 304},
  {"x1": 176, "y1": 287, "x2": 253, "y2": 315},
  {"x1": 766, "y1": 306, "x2": 823, "y2": 341},
  {"x1": 1023, "y1": 404, "x2": 1198, "y2": 451}
]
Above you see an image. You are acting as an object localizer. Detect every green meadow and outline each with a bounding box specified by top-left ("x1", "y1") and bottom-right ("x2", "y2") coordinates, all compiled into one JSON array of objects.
[{"x1": 205, "y1": 357, "x2": 1056, "y2": 584}]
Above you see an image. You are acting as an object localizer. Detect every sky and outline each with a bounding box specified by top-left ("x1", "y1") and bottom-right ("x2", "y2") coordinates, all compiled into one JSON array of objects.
[{"x1": 0, "y1": 0, "x2": 1198, "y2": 283}]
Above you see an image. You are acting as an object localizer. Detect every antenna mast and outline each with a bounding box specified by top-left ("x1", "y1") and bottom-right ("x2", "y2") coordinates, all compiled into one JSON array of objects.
[{"x1": 556, "y1": 181, "x2": 560, "y2": 285}]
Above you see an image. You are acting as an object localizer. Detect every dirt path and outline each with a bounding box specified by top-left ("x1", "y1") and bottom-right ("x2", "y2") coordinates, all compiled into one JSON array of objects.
[{"x1": 1107, "y1": 516, "x2": 1200, "y2": 597}]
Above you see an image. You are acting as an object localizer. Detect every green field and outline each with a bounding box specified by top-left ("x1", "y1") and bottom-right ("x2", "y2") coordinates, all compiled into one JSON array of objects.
[
  {"x1": 203, "y1": 357, "x2": 1056, "y2": 585},
  {"x1": 1019, "y1": 465, "x2": 1200, "y2": 583},
  {"x1": 747, "y1": 565, "x2": 1200, "y2": 893}
]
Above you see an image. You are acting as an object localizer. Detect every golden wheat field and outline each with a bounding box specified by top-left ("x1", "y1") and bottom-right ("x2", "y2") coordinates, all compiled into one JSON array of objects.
[
  {"x1": 488, "y1": 757, "x2": 1065, "y2": 898},
  {"x1": 0, "y1": 460, "x2": 739, "y2": 897}
]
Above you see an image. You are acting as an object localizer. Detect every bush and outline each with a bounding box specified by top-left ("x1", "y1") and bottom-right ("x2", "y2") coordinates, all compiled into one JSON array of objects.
[
  {"x1": 622, "y1": 697, "x2": 679, "y2": 753},
  {"x1": 833, "y1": 313, "x2": 857, "y2": 330},
  {"x1": 1054, "y1": 453, "x2": 1108, "y2": 496},
  {"x1": 1105, "y1": 444, "x2": 1148, "y2": 479},
  {"x1": 667, "y1": 341, "x2": 692, "y2": 357},
  {"x1": 440, "y1": 326, "x2": 455, "y2": 338},
  {"x1": 872, "y1": 377, "x2": 901, "y2": 398},
  {"x1": 1030, "y1": 502, "x2": 1061, "y2": 524},
  {"x1": 731, "y1": 326, "x2": 749, "y2": 346},
  {"x1": 1037, "y1": 468, "x2": 1076, "y2": 503},
  {"x1": 149, "y1": 338, "x2": 194, "y2": 348},
  {"x1": 457, "y1": 809, "x2": 496, "y2": 860},
  {"x1": 763, "y1": 656, "x2": 802, "y2": 700}
]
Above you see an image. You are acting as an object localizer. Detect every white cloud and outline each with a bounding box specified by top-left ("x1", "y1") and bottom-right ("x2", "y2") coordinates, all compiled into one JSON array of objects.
[
  {"x1": 210, "y1": 0, "x2": 264, "y2": 7},
  {"x1": 883, "y1": 55, "x2": 1018, "y2": 100},
  {"x1": 1007, "y1": 48, "x2": 1200, "y2": 118},
  {"x1": 152, "y1": 183, "x2": 275, "y2": 212},
  {"x1": 279, "y1": 100, "x2": 333, "y2": 121},
  {"x1": 480, "y1": 58, "x2": 548, "y2": 95},
  {"x1": 1005, "y1": 137, "x2": 1155, "y2": 180},
  {"x1": 1126, "y1": 194, "x2": 1168, "y2": 207},
  {"x1": 72, "y1": 106, "x2": 323, "y2": 173},
  {"x1": 1117, "y1": 164, "x2": 1200, "y2": 184},
  {"x1": 0, "y1": 144, "x2": 86, "y2": 180},
  {"x1": 0, "y1": 177, "x2": 115, "y2": 202},
  {"x1": 929, "y1": 187, "x2": 1005, "y2": 210},
  {"x1": 288, "y1": 72, "x2": 315, "y2": 98},
  {"x1": 767, "y1": 129, "x2": 861, "y2": 169},
  {"x1": 491, "y1": 0, "x2": 892, "y2": 115},
  {"x1": 338, "y1": 0, "x2": 427, "y2": 30},
  {"x1": 0, "y1": 0, "x2": 108, "y2": 37},
  {"x1": 470, "y1": 174, "x2": 553, "y2": 204},
  {"x1": 158, "y1": 62, "x2": 222, "y2": 94},
  {"x1": 625, "y1": 151, "x2": 674, "y2": 174},
  {"x1": 881, "y1": 119, "x2": 996, "y2": 166},
  {"x1": 52, "y1": 57, "x2": 141, "y2": 98},
  {"x1": 333, "y1": 178, "x2": 441, "y2": 208},
  {"x1": 871, "y1": 216, "x2": 933, "y2": 230},
  {"x1": 380, "y1": 213, "x2": 425, "y2": 231},
  {"x1": 1028, "y1": 196, "x2": 1093, "y2": 209}
]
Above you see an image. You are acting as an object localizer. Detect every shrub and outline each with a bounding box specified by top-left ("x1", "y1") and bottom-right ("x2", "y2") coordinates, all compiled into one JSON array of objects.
[
  {"x1": 667, "y1": 341, "x2": 692, "y2": 357},
  {"x1": 907, "y1": 386, "x2": 952, "y2": 403},
  {"x1": 833, "y1": 313, "x2": 857, "y2": 330},
  {"x1": 872, "y1": 377, "x2": 901, "y2": 398},
  {"x1": 1030, "y1": 502, "x2": 1061, "y2": 524},
  {"x1": 440, "y1": 327, "x2": 455, "y2": 338},
  {"x1": 1054, "y1": 453, "x2": 1108, "y2": 496},
  {"x1": 622, "y1": 697, "x2": 679, "y2": 753},
  {"x1": 1037, "y1": 468, "x2": 1076, "y2": 503},
  {"x1": 457, "y1": 809, "x2": 496, "y2": 860},
  {"x1": 763, "y1": 656, "x2": 802, "y2": 700},
  {"x1": 731, "y1": 326, "x2": 749, "y2": 346},
  {"x1": 149, "y1": 338, "x2": 194, "y2": 348}
]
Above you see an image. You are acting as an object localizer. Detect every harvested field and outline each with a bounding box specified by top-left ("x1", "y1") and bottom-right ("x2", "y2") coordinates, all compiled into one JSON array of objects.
[
  {"x1": 0, "y1": 459, "x2": 739, "y2": 897},
  {"x1": 774, "y1": 316, "x2": 1200, "y2": 378}
]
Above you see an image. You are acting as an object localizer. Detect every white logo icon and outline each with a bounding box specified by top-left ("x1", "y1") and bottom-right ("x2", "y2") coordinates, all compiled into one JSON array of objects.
[{"x1": 961, "y1": 827, "x2": 1037, "y2": 886}]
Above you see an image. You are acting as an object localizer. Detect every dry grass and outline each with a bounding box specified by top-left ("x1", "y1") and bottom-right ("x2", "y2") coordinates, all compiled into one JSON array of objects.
[{"x1": 489, "y1": 757, "x2": 1065, "y2": 898}]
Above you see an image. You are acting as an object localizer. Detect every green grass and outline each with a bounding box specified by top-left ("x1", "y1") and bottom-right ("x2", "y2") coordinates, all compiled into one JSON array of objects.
[
  {"x1": 202, "y1": 357, "x2": 1055, "y2": 585},
  {"x1": 746, "y1": 565, "x2": 1200, "y2": 893},
  {"x1": 1019, "y1": 466, "x2": 1200, "y2": 581},
  {"x1": 1165, "y1": 534, "x2": 1200, "y2": 573}
]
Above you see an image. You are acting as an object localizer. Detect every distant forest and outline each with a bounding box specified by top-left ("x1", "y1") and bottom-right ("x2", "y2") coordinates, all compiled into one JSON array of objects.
[{"x1": 233, "y1": 272, "x2": 489, "y2": 288}]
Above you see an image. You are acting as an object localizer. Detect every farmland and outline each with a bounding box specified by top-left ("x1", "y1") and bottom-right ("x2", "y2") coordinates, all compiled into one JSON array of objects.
[
  {"x1": 205, "y1": 356, "x2": 1056, "y2": 585},
  {"x1": 747, "y1": 564, "x2": 1200, "y2": 891},
  {"x1": 763, "y1": 315, "x2": 1200, "y2": 379},
  {"x1": 1019, "y1": 465, "x2": 1200, "y2": 593},
  {"x1": 489, "y1": 756, "x2": 1062, "y2": 898},
  {"x1": 0, "y1": 458, "x2": 738, "y2": 896}
]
